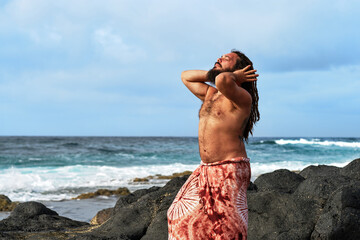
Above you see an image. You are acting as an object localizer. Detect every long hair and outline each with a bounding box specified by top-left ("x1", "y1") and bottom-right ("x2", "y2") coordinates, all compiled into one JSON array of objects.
[{"x1": 231, "y1": 50, "x2": 260, "y2": 142}]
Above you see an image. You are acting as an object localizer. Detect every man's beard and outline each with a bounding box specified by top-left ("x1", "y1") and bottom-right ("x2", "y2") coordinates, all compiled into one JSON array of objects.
[{"x1": 206, "y1": 66, "x2": 237, "y2": 84}]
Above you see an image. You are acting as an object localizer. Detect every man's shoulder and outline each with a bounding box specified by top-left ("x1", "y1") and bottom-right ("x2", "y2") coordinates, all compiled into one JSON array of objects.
[{"x1": 220, "y1": 88, "x2": 252, "y2": 111}]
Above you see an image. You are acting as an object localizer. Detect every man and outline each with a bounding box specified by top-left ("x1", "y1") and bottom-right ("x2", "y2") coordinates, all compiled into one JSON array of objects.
[{"x1": 167, "y1": 50, "x2": 259, "y2": 240}]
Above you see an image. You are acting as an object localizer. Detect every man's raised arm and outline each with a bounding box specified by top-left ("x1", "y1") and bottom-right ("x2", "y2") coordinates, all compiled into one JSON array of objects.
[
  {"x1": 181, "y1": 70, "x2": 210, "y2": 101},
  {"x1": 215, "y1": 65, "x2": 258, "y2": 108}
]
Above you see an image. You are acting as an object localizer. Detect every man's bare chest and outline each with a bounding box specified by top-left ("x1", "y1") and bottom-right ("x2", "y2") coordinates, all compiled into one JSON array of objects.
[{"x1": 199, "y1": 93, "x2": 226, "y2": 118}]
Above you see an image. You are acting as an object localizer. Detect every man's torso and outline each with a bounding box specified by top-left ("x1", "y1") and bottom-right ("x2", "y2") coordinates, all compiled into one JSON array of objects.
[{"x1": 198, "y1": 86, "x2": 250, "y2": 163}]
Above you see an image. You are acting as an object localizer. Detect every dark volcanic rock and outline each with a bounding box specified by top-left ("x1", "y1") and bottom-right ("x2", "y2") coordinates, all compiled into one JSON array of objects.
[
  {"x1": 0, "y1": 195, "x2": 18, "y2": 212},
  {"x1": 254, "y1": 169, "x2": 305, "y2": 193},
  {"x1": 79, "y1": 175, "x2": 190, "y2": 240},
  {"x1": 248, "y1": 191, "x2": 320, "y2": 240},
  {"x1": 74, "y1": 187, "x2": 130, "y2": 200},
  {"x1": 294, "y1": 175, "x2": 353, "y2": 205},
  {"x1": 90, "y1": 207, "x2": 113, "y2": 225},
  {"x1": 132, "y1": 170, "x2": 193, "y2": 183},
  {"x1": 341, "y1": 158, "x2": 360, "y2": 180},
  {"x1": 0, "y1": 201, "x2": 89, "y2": 232},
  {"x1": 247, "y1": 181, "x2": 257, "y2": 191},
  {"x1": 248, "y1": 159, "x2": 360, "y2": 240},
  {"x1": 11, "y1": 201, "x2": 57, "y2": 219},
  {"x1": 73, "y1": 159, "x2": 360, "y2": 239},
  {"x1": 0, "y1": 231, "x2": 15, "y2": 240},
  {"x1": 311, "y1": 183, "x2": 360, "y2": 240},
  {"x1": 113, "y1": 186, "x2": 161, "y2": 214},
  {"x1": 300, "y1": 164, "x2": 340, "y2": 179}
]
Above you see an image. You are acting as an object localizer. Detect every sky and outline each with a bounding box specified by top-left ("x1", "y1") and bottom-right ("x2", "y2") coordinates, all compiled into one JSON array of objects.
[{"x1": 0, "y1": 0, "x2": 359, "y2": 137}]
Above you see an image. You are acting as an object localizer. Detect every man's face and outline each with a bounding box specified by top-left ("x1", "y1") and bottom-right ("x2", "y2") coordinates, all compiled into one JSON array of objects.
[
  {"x1": 207, "y1": 52, "x2": 239, "y2": 83},
  {"x1": 212, "y1": 52, "x2": 239, "y2": 71}
]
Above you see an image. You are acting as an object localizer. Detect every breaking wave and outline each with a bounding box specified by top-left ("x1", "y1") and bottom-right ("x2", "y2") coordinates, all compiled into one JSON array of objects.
[{"x1": 275, "y1": 138, "x2": 360, "y2": 148}]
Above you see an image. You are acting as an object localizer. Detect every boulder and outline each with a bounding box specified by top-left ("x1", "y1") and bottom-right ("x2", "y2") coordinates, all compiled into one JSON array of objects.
[
  {"x1": 254, "y1": 169, "x2": 305, "y2": 193},
  {"x1": 0, "y1": 201, "x2": 89, "y2": 232},
  {"x1": 80, "y1": 175, "x2": 189, "y2": 240},
  {"x1": 113, "y1": 186, "x2": 161, "y2": 214},
  {"x1": 0, "y1": 195, "x2": 18, "y2": 212},
  {"x1": 340, "y1": 158, "x2": 360, "y2": 180},
  {"x1": 131, "y1": 171, "x2": 193, "y2": 183},
  {"x1": 299, "y1": 164, "x2": 340, "y2": 179},
  {"x1": 132, "y1": 177, "x2": 149, "y2": 182},
  {"x1": 73, "y1": 187, "x2": 130, "y2": 200},
  {"x1": 10, "y1": 201, "x2": 57, "y2": 219}
]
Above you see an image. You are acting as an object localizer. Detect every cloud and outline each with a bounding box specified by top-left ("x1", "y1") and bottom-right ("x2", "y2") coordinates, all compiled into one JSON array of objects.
[
  {"x1": 0, "y1": 67, "x2": 159, "y2": 105},
  {"x1": 255, "y1": 63, "x2": 360, "y2": 136},
  {"x1": 205, "y1": 1, "x2": 360, "y2": 72},
  {"x1": 93, "y1": 27, "x2": 146, "y2": 62},
  {"x1": 1, "y1": 0, "x2": 359, "y2": 71},
  {"x1": 0, "y1": 0, "x2": 359, "y2": 136}
]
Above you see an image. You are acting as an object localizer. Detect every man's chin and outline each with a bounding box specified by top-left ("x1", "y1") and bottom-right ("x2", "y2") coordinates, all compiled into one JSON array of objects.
[
  {"x1": 207, "y1": 66, "x2": 237, "y2": 84},
  {"x1": 207, "y1": 68, "x2": 223, "y2": 84},
  {"x1": 213, "y1": 65, "x2": 221, "y2": 70}
]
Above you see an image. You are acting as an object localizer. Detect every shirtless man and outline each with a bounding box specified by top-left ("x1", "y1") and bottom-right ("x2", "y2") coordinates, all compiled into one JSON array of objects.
[{"x1": 167, "y1": 50, "x2": 259, "y2": 240}]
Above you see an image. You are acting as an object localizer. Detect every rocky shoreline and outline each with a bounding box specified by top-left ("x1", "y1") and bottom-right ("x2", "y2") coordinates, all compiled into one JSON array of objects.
[{"x1": 1, "y1": 158, "x2": 359, "y2": 240}]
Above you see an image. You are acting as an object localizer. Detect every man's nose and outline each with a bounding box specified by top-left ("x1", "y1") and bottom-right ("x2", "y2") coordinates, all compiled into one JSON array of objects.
[{"x1": 217, "y1": 58, "x2": 222, "y2": 63}]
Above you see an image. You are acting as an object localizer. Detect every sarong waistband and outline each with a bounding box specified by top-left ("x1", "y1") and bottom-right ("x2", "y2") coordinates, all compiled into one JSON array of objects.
[{"x1": 201, "y1": 156, "x2": 250, "y2": 166}]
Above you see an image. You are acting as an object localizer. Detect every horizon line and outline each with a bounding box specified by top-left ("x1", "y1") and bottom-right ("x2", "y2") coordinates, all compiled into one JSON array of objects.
[{"x1": 0, "y1": 135, "x2": 359, "y2": 138}]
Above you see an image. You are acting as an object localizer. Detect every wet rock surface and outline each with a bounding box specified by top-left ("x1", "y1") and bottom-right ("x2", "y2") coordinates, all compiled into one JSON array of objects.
[
  {"x1": 0, "y1": 195, "x2": 18, "y2": 211},
  {"x1": 73, "y1": 187, "x2": 131, "y2": 200},
  {"x1": 0, "y1": 202, "x2": 88, "y2": 231},
  {"x1": 0, "y1": 202, "x2": 89, "y2": 239},
  {"x1": 1, "y1": 159, "x2": 359, "y2": 240},
  {"x1": 131, "y1": 170, "x2": 193, "y2": 182}
]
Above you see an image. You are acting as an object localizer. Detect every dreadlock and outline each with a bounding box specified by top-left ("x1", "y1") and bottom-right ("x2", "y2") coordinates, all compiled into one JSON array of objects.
[{"x1": 231, "y1": 49, "x2": 260, "y2": 142}]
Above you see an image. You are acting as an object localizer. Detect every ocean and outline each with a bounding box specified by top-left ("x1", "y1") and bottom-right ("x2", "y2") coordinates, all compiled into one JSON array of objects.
[{"x1": 0, "y1": 136, "x2": 359, "y2": 221}]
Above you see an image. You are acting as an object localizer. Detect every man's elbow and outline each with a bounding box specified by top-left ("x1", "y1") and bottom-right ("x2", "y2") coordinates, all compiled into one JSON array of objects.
[
  {"x1": 181, "y1": 71, "x2": 189, "y2": 82},
  {"x1": 215, "y1": 73, "x2": 232, "y2": 91}
]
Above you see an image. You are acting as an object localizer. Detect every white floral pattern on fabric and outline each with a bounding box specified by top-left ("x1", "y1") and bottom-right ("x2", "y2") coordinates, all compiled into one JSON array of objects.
[
  {"x1": 167, "y1": 173, "x2": 200, "y2": 221},
  {"x1": 236, "y1": 187, "x2": 248, "y2": 227}
]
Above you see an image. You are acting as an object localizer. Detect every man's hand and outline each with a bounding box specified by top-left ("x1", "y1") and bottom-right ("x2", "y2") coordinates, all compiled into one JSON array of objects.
[
  {"x1": 233, "y1": 65, "x2": 258, "y2": 86},
  {"x1": 215, "y1": 65, "x2": 257, "y2": 109}
]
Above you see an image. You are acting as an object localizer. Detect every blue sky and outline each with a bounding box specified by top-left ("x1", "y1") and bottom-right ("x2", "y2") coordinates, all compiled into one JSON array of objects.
[{"x1": 0, "y1": 0, "x2": 359, "y2": 137}]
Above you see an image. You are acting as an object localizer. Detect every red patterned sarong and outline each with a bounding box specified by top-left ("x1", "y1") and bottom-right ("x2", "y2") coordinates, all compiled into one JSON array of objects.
[{"x1": 167, "y1": 157, "x2": 251, "y2": 240}]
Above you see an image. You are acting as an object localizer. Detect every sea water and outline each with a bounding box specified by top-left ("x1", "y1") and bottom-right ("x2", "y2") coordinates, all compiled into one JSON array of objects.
[{"x1": 1, "y1": 136, "x2": 359, "y2": 202}]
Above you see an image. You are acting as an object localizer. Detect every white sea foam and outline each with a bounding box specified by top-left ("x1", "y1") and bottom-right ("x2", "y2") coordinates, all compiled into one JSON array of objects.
[
  {"x1": 275, "y1": 138, "x2": 360, "y2": 148},
  {"x1": 0, "y1": 163, "x2": 199, "y2": 202},
  {"x1": 0, "y1": 159, "x2": 353, "y2": 202}
]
